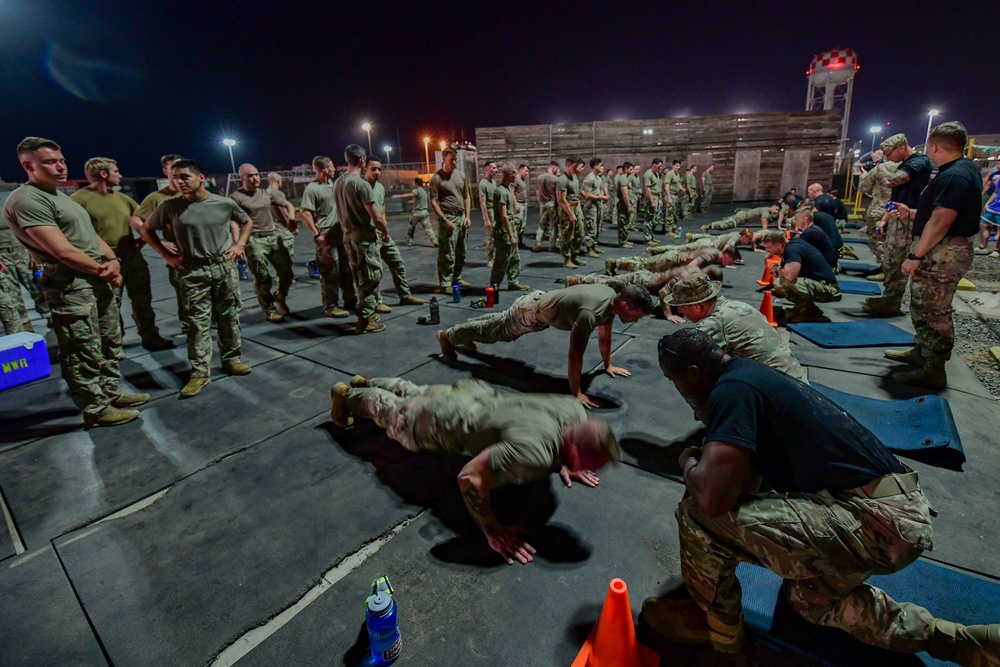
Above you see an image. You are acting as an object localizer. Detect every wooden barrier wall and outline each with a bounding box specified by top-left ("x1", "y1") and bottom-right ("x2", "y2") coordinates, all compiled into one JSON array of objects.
[{"x1": 475, "y1": 111, "x2": 841, "y2": 203}]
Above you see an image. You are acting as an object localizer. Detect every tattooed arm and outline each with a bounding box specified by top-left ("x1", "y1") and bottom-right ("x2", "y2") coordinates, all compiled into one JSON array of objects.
[
  {"x1": 879, "y1": 163, "x2": 912, "y2": 189},
  {"x1": 457, "y1": 449, "x2": 537, "y2": 565}
]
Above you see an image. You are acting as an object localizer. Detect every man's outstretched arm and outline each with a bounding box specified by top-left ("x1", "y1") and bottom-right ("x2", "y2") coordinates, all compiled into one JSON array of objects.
[{"x1": 457, "y1": 450, "x2": 536, "y2": 565}]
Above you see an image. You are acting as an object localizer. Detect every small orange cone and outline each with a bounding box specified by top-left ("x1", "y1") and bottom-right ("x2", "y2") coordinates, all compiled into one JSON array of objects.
[
  {"x1": 755, "y1": 257, "x2": 775, "y2": 287},
  {"x1": 785, "y1": 228, "x2": 792, "y2": 240},
  {"x1": 571, "y1": 578, "x2": 660, "y2": 667},
  {"x1": 760, "y1": 290, "x2": 778, "y2": 327}
]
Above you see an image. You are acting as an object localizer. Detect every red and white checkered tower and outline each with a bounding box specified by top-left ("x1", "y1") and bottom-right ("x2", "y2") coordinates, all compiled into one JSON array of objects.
[{"x1": 806, "y1": 48, "x2": 859, "y2": 151}]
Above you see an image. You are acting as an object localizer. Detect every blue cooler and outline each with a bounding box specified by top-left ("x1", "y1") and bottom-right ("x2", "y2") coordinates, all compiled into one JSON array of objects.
[{"x1": 0, "y1": 332, "x2": 52, "y2": 391}]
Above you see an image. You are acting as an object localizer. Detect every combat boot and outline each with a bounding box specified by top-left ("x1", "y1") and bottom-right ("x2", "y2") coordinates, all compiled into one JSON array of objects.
[
  {"x1": 562, "y1": 260, "x2": 578, "y2": 269},
  {"x1": 585, "y1": 249, "x2": 599, "y2": 258},
  {"x1": 531, "y1": 243, "x2": 543, "y2": 253},
  {"x1": 265, "y1": 311, "x2": 285, "y2": 323},
  {"x1": 375, "y1": 302, "x2": 393, "y2": 314},
  {"x1": 273, "y1": 292, "x2": 290, "y2": 316},
  {"x1": 437, "y1": 330, "x2": 456, "y2": 361},
  {"x1": 325, "y1": 305, "x2": 350, "y2": 318},
  {"x1": 84, "y1": 406, "x2": 140, "y2": 429},
  {"x1": 893, "y1": 359, "x2": 947, "y2": 389},
  {"x1": 222, "y1": 361, "x2": 252, "y2": 376},
  {"x1": 700, "y1": 224, "x2": 711, "y2": 233},
  {"x1": 142, "y1": 336, "x2": 175, "y2": 351},
  {"x1": 604, "y1": 259, "x2": 617, "y2": 276},
  {"x1": 645, "y1": 239, "x2": 660, "y2": 246},
  {"x1": 399, "y1": 295, "x2": 425, "y2": 306},
  {"x1": 573, "y1": 257, "x2": 587, "y2": 265},
  {"x1": 640, "y1": 595, "x2": 745, "y2": 654},
  {"x1": 180, "y1": 377, "x2": 211, "y2": 398},
  {"x1": 928, "y1": 618, "x2": 1000, "y2": 666},
  {"x1": 866, "y1": 272, "x2": 886, "y2": 282},
  {"x1": 839, "y1": 246, "x2": 859, "y2": 260},
  {"x1": 112, "y1": 393, "x2": 150, "y2": 408},
  {"x1": 862, "y1": 297, "x2": 902, "y2": 317},
  {"x1": 456, "y1": 279, "x2": 472, "y2": 288},
  {"x1": 884, "y1": 347, "x2": 922, "y2": 365},
  {"x1": 21, "y1": 321, "x2": 35, "y2": 332},
  {"x1": 620, "y1": 241, "x2": 633, "y2": 249},
  {"x1": 329, "y1": 383, "x2": 353, "y2": 428},
  {"x1": 507, "y1": 282, "x2": 530, "y2": 291},
  {"x1": 349, "y1": 375, "x2": 369, "y2": 388},
  {"x1": 355, "y1": 317, "x2": 386, "y2": 334}
]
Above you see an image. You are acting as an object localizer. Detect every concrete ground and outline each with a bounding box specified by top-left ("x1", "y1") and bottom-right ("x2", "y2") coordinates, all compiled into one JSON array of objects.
[{"x1": 1, "y1": 205, "x2": 998, "y2": 667}]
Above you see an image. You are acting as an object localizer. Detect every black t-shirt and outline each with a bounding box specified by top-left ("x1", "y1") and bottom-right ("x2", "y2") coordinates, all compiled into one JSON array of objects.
[
  {"x1": 913, "y1": 157, "x2": 984, "y2": 238},
  {"x1": 705, "y1": 357, "x2": 906, "y2": 493},
  {"x1": 783, "y1": 238, "x2": 837, "y2": 285},
  {"x1": 833, "y1": 198, "x2": 849, "y2": 221},
  {"x1": 811, "y1": 211, "x2": 842, "y2": 250},
  {"x1": 814, "y1": 193, "x2": 837, "y2": 216},
  {"x1": 800, "y1": 225, "x2": 836, "y2": 267},
  {"x1": 891, "y1": 153, "x2": 933, "y2": 208}
]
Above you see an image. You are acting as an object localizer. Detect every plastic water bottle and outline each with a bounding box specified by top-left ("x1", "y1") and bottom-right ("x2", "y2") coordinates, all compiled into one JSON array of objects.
[
  {"x1": 428, "y1": 297, "x2": 440, "y2": 324},
  {"x1": 366, "y1": 583, "x2": 400, "y2": 665},
  {"x1": 491, "y1": 283, "x2": 500, "y2": 305},
  {"x1": 452, "y1": 284, "x2": 461, "y2": 303},
  {"x1": 307, "y1": 259, "x2": 319, "y2": 277},
  {"x1": 677, "y1": 225, "x2": 683, "y2": 239}
]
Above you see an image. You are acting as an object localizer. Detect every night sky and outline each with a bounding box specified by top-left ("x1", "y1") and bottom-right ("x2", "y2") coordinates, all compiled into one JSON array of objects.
[{"x1": 0, "y1": 0, "x2": 990, "y2": 180}]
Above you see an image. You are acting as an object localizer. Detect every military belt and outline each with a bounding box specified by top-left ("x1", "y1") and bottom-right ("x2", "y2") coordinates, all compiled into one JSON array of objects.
[
  {"x1": 252, "y1": 231, "x2": 277, "y2": 237},
  {"x1": 189, "y1": 255, "x2": 229, "y2": 267},
  {"x1": 857, "y1": 470, "x2": 920, "y2": 499}
]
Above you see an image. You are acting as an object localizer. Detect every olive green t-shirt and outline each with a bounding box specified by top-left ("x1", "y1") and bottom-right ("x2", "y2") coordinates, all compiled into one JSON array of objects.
[
  {"x1": 334, "y1": 172, "x2": 376, "y2": 241},
  {"x1": 537, "y1": 172, "x2": 558, "y2": 204},
  {"x1": 230, "y1": 187, "x2": 278, "y2": 234},
  {"x1": 3, "y1": 184, "x2": 105, "y2": 269},
  {"x1": 537, "y1": 284, "x2": 616, "y2": 337},
  {"x1": 134, "y1": 186, "x2": 180, "y2": 221},
  {"x1": 643, "y1": 169, "x2": 662, "y2": 199},
  {"x1": 492, "y1": 183, "x2": 514, "y2": 228},
  {"x1": 145, "y1": 193, "x2": 249, "y2": 260},
  {"x1": 512, "y1": 176, "x2": 528, "y2": 203},
  {"x1": 628, "y1": 173, "x2": 641, "y2": 198},
  {"x1": 300, "y1": 179, "x2": 338, "y2": 230},
  {"x1": 70, "y1": 187, "x2": 139, "y2": 250},
  {"x1": 582, "y1": 172, "x2": 604, "y2": 208},
  {"x1": 429, "y1": 168, "x2": 469, "y2": 216},
  {"x1": 478, "y1": 177, "x2": 496, "y2": 212},
  {"x1": 686, "y1": 173, "x2": 697, "y2": 191},
  {"x1": 369, "y1": 180, "x2": 386, "y2": 227},
  {"x1": 265, "y1": 186, "x2": 291, "y2": 229},
  {"x1": 557, "y1": 173, "x2": 580, "y2": 204},
  {"x1": 703, "y1": 171, "x2": 713, "y2": 188},
  {"x1": 0, "y1": 210, "x2": 19, "y2": 249},
  {"x1": 665, "y1": 170, "x2": 683, "y2": 195},
  {"x1": 615, "y1": 174, "x2": 631, "y2": 206},
  {"x1": 411, "y1": 187, "x2": 428, "y2": 213}
]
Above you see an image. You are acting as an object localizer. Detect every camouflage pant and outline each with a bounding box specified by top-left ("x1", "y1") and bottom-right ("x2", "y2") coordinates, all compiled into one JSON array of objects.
[
  {"x1": 559, "y1": 204, "x2": 584, "y2": 260},
  {"x1": 316, "y1": 224, "x2": 356, "y2": 309},
  {"x1": 582, "y1": 202, "x2": 601, "y2": 251},
  {"x1": 702, "y1": 187, "x2": 713, "y2": 212},
  {"x1": 682, "y1": 191, "x2": 697, "y2": 218},
  {"x1": 567, "y1": 269, "x2": 655, "y2": 292},
  {"x1": 880, "y1": 216, "x2": 914, "y2": 308},
  {"x1": 676, "y1": 477, "x2": 937, "y2": 653},
  {"x1": 910, "y1": 236, "x2": 973, "y2": 362},
  {"x1": 115, "y1": 240, "x2": 162, "y2": 341},
  {"x1": 345, "y1": 239, "x2": 382, "y2": 320},
  {"x1": 708, "y1": 215, "x2": 742, "y2": 231},
  {"x1": 514, "y1": 202, "x2": 528, "y2": 241},
  {"x1": 535, "y1": 204, "x2": 559, "y2": 248},
  {"x1": 662, "y1": 197, "x2": 677, "y2": 234},
  {"x1": 611, "y1": 250, "x2": 690, "y2": 274},
  {"x1": 489, "y1": 226, "x2": 521, "y2": 286},
  {"x1": 0, "y1": 244, "x2": 49, "y2": 319},
  {"x1": 276, "y1": 225, "x2": 296, "y2": 258},
  {"x1": 247, "y1": 233, "x2": 293, "y2": 315},
  {"x1": 670, "y1": 194, "x2": 684, "y2": 226},
  {"x1": 41, "y1": 273, "x2": 123, "y2": 419},
  {"x1": 615, "y1": 204, "x2": 632, "y2": 245},
  {"x1": 864, "y1": 206, "x2": 885, "y2": 265},
  {"x1": 640, "y1": 197, "x2": 659, "y2": 241},
  {"x1": 177, "y1": 260, "x2": 242, "y2": 377},
  {"x1": 774, "y1": 276, "x2": 842, "y2": 309},
  {"x1": 437, "y1": 213, "x2": 468, "y2": 289},
  {"x1": 444, "y1": 290, "x2": 547, "y2": 347},
  {"x1": 347, "y1": 377, "x2": 501, "y2": 454},
  {"x1": 0, "y1": 268, "x2": 24, "y2": 334},
  {"x1": 375, "y1": 238, "x2": 412, "y2": 301},
  {"x1": 407, "y1": 211, "x2": 437, "y2": 244}
]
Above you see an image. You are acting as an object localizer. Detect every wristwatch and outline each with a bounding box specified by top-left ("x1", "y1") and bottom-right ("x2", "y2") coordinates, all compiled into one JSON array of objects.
[{"x1": 907, "y1": 252, "x2": 924, "y2": 261}]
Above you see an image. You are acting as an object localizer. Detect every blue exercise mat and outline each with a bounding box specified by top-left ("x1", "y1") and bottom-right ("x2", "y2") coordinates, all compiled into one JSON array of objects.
[
  {"x1": 739, "y1": 558, "x2": 998, "y2": 666},
  {"x1": 789, "y1": 321, "x2": 913, "y2": 348},
  {"x1": 838, "y1": 280, "x2": 882, "y2": 296},
  {"x1": 839, "y1": 261, "x2": 880, "y2": 273},
  {"x1": 813, "y1": 383, "x2": 965, "y2": 469}
]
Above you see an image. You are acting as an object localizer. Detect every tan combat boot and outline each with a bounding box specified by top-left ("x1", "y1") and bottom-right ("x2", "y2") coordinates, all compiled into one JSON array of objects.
[
  {"x1": 437, "y1": 330, "x2": 457, "y2": 361},
  {"x1": 375, "y1": 302, "x2": 393, "y2": 314},
  {"x1": 329, "y1": 383, "x2": 353, "y2": 427},
  {"x1": 884, "y1": 347, "x2": 922, "y2": 365},
  {"x1": 928, "y1": 618, "x2": 1000, "y2": 666},
  {"x1": 355, "y1": 317, "x2": 386, "y2": 334},
  {"x1": 350, "y1": 375, "x2": 369, "y2": 388},
  {"x1": 893, "y1": 358, "x2": 947, "y2": 389},
  {"x1": 640, "y1": 596, "x2": 745, "y2": 654},
  {"x1": 324, "y1": 306, "x2": 350, "y2": 318},
  {"x1": 84, "y1": 406, "x2": 140, "y2": 429},
  {"x1": 862, "y1": 297, "x2": 902, "y2": 317},
  {"x1": 180, "y1": 377, "x2": 211, "y2": 398},
  {"x1": 265, "y1": 311, "x2": 285, "y2": 323},
  {"x1": 222, "y1": 361, "x2": 252, "y2": 376},
  {"x1": 604, "y1": 259, "x2": 617, "y2": 276},
  {"x1": 112, "y1": 393, "x2": 150, "y2": 408},
  {"x1": 273, "y1": 292, "x2": 290, "y2": 316},
  {"x1": 399, "y1": 295, "x2": 425, "y2": 306}
]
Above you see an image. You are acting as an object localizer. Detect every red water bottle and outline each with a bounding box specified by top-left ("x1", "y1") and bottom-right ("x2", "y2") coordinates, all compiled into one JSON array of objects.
[{"x1": 485, "y1": 285, "x2": 495, "y2": 307}]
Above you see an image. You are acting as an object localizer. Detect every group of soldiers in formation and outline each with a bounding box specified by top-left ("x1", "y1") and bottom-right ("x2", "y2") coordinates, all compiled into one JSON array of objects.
[{"x1": 4, "y1": 121, "x2": 998, "y2": 665}]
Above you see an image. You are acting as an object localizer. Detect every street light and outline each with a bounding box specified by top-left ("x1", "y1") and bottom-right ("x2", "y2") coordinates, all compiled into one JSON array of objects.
[
  {"x1": 222, "y1": 138, "x2": 237, "y2": 174},
  {"x1": 924, "y1": 109, "x2": 940, "y2": 148},
  {"x1": 869, "y1": 126, "x2": 882, "y2": 152},
  {"x1": 423, "y1": 137, "x2": 430, "y2": 173},
  {"x1": 383, "y1": 145, "x2": 392, "y2": 165},
  {"x1": 361, "y1": 122, "x2": 373, "y2": 155},
  {"x1": 439, "y1": 140, "x2": 446, "y2": 151}
]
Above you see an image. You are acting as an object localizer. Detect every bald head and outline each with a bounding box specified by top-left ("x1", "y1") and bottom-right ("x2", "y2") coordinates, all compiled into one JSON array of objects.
[
  {"x1": 267, "y1": 171, "x2": 282, "y2": 186},
  {"x1": 239, "y1": 163, "x2": 261, "y2": 191},
  {"x1": 806, "y1": 183, "x2": 823, "y2": 198}
]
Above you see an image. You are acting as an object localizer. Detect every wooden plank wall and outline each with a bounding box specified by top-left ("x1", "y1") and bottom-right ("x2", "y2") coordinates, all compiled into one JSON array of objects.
[{"x1": 475, "y1": 111, "x2": 840, "y2": 203}]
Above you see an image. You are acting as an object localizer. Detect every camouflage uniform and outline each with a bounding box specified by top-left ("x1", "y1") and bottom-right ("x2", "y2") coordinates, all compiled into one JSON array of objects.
[
  {"x1": 682, "y1": 172, "x2": 698, "y2": 218},
  {"x1": 878, "y1": 215, "x2": 913, "y2": 310},
  {"x1": 857, "y1": 163, "x2": 898, "y2": 265},
  {"x1": 581, "y1": 172, "x2": 604, "y2": 252},
  {"x1": 677, "y1": 478, "x2": 937, "y2": 653},
  {"x1": 512, "y1": 176, "x2": 529, "y2": 243},
  {"x1": 266, "y1": 185, "x2": 297, "y2": 258},
  {"x1": 627, "y1": 172, "x2": 642, "y2": 233},
  {"x1": 640, "y1": 169, "x2": 662, "y2": 242},
  {"x1": 909, "y1": 237, "x2": 973, "y2": 362},
  {"x1": 614, "y1": 174, "x2": 633, "y2": 246},
  {"x1": 566, "y1": 264, "x2": 702, "y2": 295},
  {"x1": 246, "y1": 232, "x2": 293, "y2": 314},
  {"x1": 701, "y1": 171, "x2": 713, "y2": 213},
  {"x1": 536, "y1": 204, "x2": 559, "y2": 250},
  {"x1": 437, "y1": 213, "x2": 468, "y2": 289},
  {"x1": 275, "y1": 221, "x2": 297, "y2": 259},
  {"x1": 489, "y1": 184, "x2": 521, "y2": 287},
  {"x1": 773, "y1": 274, "x2": 842, "y2": 311},
  {"x1": 666, "y1": 169, "x2": 684, "y2": 227},
  {"x1": 407, "y1": 210, "x2": 436, "y2": 245},
  {"x1": 0, "y1": 266, "x2": 25, "y2": 334},
  {"x1": 0, "y1": 242, "x2": 49, "y2": 322},
  {"x1": 178, "y1": 260, "x2": 243, "y2": 377},
  {"x1": 608, "y1": 247, "x2": 719, "y2": 274},
  {"x1": 316, "y1": 224, "x2": 356, "y2": 310},
  {"x1": 648, "y1": 232, "x2": 739, "y2": 256},
  {"x1": 444, "y1": 290, "x2": 548, "y2": 347},
  {"x1": 559, "y1": 204, "x2": 584, "y2": 261},
  {"x1": 344, "y1": 239, "x2": 382, "y2": 320},
  {"x1": 375, "y1": 238, "x2": 413, "y2": 301},
  {"x1": 707, "y1": 206, "x2": 774, "y2": 231}
]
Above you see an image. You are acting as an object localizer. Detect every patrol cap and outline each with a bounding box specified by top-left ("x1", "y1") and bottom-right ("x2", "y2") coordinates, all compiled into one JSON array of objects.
[
  {"x1": 662, "y1": 273, "x2": 722, "y2": 306},
  {"x1": 880, "y1": 133, "x2": 908, "y2": 153}
]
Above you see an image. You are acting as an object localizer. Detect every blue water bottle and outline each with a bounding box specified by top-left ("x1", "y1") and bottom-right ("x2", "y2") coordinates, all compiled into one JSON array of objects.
[
  {"x1": 677, "y1": 225, "x2": 683, "y2": 239},
  {"x1": 452, "y1": 284, "x2": 461, "y2": 303},
  {"x1": 366, "y1": 580, "x2": 400, "y2": 666},
  {"x1": 237, "y1": 257, "x2": 249, "y2": 281},
  {"x1": 307, "y1": 259, "x2": 320, "y2": 277}
]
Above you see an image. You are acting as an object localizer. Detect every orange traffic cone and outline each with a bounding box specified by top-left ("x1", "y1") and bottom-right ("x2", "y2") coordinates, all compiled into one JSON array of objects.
[
  {"x1": 571, "y1": 578, "x2": 660, "y2": 667},
  {"x1": 755, "y1": 257, "x2": 775, "y2": 287},
  {"x1": 760, "y1": 290, "x2": 778, "y2": 327}
]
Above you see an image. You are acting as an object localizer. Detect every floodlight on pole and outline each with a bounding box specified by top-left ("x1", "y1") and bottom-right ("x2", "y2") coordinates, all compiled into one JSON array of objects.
[
  {"x1": 423, "y1": 137, "x2": 430, "y2": 172},
  {"x1": 869, "y1": 125, "x2": 882, "y2": 152},
  {"x1": 439, "y1": 140, "x2": 447, "y2": 151},
  {"x1": 924, "y1": 109, "x2": 940, "y2": 148},
  {"x1": 222, "y1": 138, "x2": 237, "y2": 174},
  {"x1": 383, "y1": 145, "x2": 392, "y2": 165},
  {"x1": 361, "y1": 122, "x2": 373, "y2": 155}
]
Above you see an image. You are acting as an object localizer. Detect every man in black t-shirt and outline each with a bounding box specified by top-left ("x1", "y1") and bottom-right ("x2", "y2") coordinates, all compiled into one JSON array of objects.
[
  {"x1": 760, "y1": 229, "x2": 840, "y2": 322},
  {"x1": 641, "y1": 329, "x2": 1000, "y2": 663},
  {"x1": 885, "y1": 122, "x2": 983, "y2": 388},
  {"x1": 792, "y1": 209, "x2": 836, "y2": 267},
  {"x1": 864, "y1": 134, "x2": 934, "y2": 317}
]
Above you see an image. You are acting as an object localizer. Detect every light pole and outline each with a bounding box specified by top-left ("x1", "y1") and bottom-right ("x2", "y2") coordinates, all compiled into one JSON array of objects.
[
  {"x1": 423, "y1": 137, "x2": 430, "y2": 172},
  {"x1": 439, "y1": 140, "x2": 446, "y2": 151},
  {"x1": 868, "y1": 126, "x2": 881, "y2": 152},
  {"x1": 361, "y1": 122, "x2": 372, "y2": 155},
  {"x1": 383, "y1": 145, "x2": 392, "y2": 166},
  {"x1": 924, "y1": 109, "x2": 940, "y2": 148},
  {"x1": 222, "y1": 138, "x2": 237, "y2": 174}
]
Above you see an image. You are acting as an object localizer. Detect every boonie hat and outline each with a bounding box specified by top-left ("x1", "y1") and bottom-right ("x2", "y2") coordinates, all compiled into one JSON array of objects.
[
  {"x1": 662, "y1": 274, "x2": 722, "y2": 306},
  {"x1": 881, "y1": 133, "x2": 908, "y2": 153}
]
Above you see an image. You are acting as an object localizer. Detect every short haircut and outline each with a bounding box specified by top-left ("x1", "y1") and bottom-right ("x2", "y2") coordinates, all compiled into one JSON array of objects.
[
  {"x1": 795, "y1": 209, "x2": 814, "y2": 222},
  {"x1": 549, "y1": 160, "x2": 560, "y2": 168},
  {"x1": 518, "y1": 163, "x2": 527, "y2": 170},
  {"x1": 928, "y1": 121, "x2": 968, "y2": 152},
  {"x1": 313, "y1": 155, "x2": 333, "y2": 169},
  {"x1": 760, "y1": 229, "x2": 786, "y2": 244},
  {"x1": 413, "y1": 177, "x2": 423, "y2": 185},
  {"x1": 619, "y1": 284, "x2": 655, "y2": 314},
  {"x1": 688, "y1": 164, "x2": 697, "y2": 171},
  {"x1": 566, "y1": 156, "x2": 581, "y2": 166},
  {"x1": 829, "y1": 189, "x2": 839, "y2": 197},
  {"x1": 658, "y1": 329, "x2": 726, "y2": 375},
  {"x1": 344, "y1": 144, "x2": 366, "y2": 166},
  {"x1": 160, "y1": 153, "x2": 183, "y2": 168},
  {"x1": 616, "y1": 165, "x2": 623, "y2": 170},
  {"x1": 583, "y1": 420, "x2": 622, "y2": 463},
  {"x1": 483, "y1": 160, "x2": 497, "y2": 169},
  {"x1": 268, "y1": 171, "x2": 283, "y2": 183},
  {"x1": 84, "y1": 157, "x2": 116, "y2": 182},
  {"x1": 704, "y1": 265, "x2": 724, "y2": 281},
  {"x1": 17, "y1": 137, "x2": 60, "y2": 159},
  {"x1": 171, "y1": 159, "x2": 204, "y2": 176},
  {"x1": 651, "y1": 158, "x2": 663, "y2": 166},
  {"x1": 443, "y1": 147, "x2": 458, "y2": 159},
  {"x1": 501, "y1": 163, "x2": 516, "y2": 175},
  {"x1": 672, "y1": 159, "x2": 682, "y2": 166},
  {"x1": 590, "y1": 157, "x2": 602, "y2": 168},
  {"x1": 722, "y1": 246, "x2": 741, "y2": 262},
  {"x1": 622, "y1": 161, "x2": 633, "y2": 170}
]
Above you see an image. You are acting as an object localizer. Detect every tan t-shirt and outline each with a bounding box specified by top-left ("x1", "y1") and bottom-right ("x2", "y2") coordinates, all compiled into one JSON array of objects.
[
  {"x1": 71, "y1": 187, "x2": 139, "y2": 250},
  {"x1": 265, "y1": 186, "x2": 291, "y2": 230},
  {"x1": 537, "y1": 284, "x2": 616, "y2": 336},
  {"x1": 429, "y1": 168, "x2": 469, "y2": 216},
  {"x1": 146, "y1": 193, "x2": 249, "y2": 260},
  {"x1": 134, "y1": 186, "x2": 180, "y2": 221},
  {"x1": 230, "y1": 187, "x2": 277, "y2": 234},
  {"x1": 537, "y1": 172, "x2": 558, "y2": 204}
]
